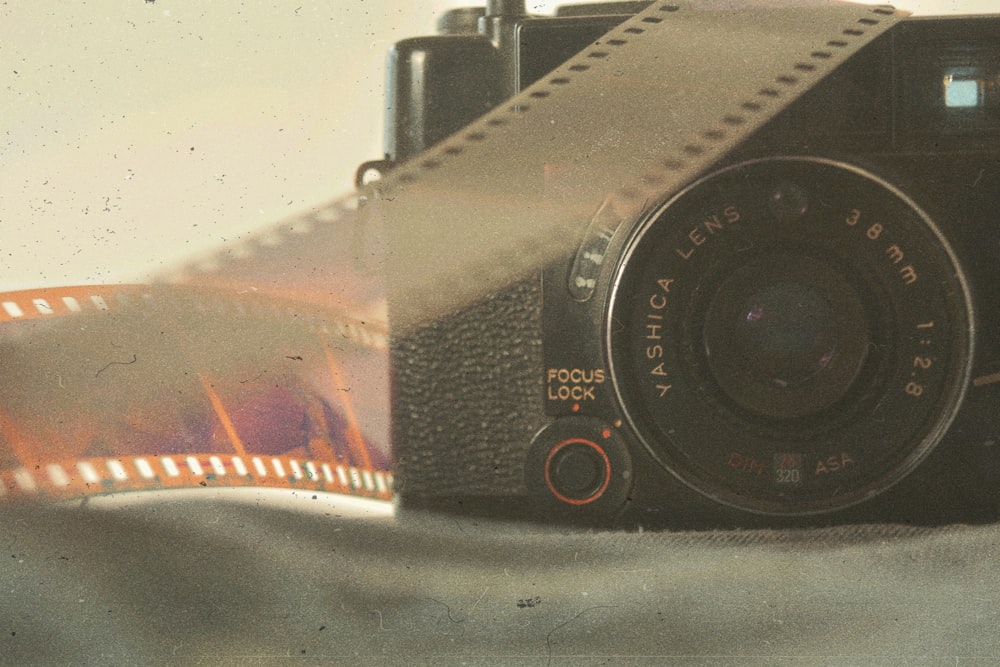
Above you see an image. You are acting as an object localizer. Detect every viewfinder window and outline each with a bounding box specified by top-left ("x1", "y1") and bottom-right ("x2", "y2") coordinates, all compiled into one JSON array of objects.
[{"x1": 943, "y1": 70, "x2": 981, "y2": 108}]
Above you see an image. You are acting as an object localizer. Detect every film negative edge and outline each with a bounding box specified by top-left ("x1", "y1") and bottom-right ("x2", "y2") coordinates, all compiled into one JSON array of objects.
[{"x1": 0, "y1": 454, "x2": 393, "y2": 503}]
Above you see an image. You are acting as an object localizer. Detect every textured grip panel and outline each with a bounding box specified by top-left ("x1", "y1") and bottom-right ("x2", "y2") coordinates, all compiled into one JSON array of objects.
[{"x1": 390, "y1": 279, "x2": 548, "y2": 498}]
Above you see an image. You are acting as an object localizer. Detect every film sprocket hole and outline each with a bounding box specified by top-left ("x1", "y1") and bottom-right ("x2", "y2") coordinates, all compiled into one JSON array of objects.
[{"x1": 374, "y1": 2, "x2": 1000, "y2": 529}]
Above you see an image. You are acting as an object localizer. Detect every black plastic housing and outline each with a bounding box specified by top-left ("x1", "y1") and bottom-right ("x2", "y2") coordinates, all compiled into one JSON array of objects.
[{"x1": 381, "y1": 4, "x2": 638, "y2": 165}]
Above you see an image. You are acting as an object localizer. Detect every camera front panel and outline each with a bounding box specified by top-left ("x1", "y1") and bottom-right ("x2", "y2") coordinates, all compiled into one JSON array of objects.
[
  {"x1": 389, "y1": 11, "x2": 1000, "y2": 529},
  {"x1": 531, "y1": 17, "x2": 1000, "y2": 527}
]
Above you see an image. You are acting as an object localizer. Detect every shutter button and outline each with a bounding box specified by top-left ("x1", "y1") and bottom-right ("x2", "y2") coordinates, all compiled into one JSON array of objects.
[{"x1": 545, "y1": 438, "x2": 611, "y2": 505}]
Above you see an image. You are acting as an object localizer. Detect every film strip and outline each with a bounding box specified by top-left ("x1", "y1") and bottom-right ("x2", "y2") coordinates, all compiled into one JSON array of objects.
[
  {"x1": 0, "y1": 1, "x2": 905, "y2": 505},
  {"x1": 159, "y1": 194, "x2": 387, "y2": 325},
  {"x1": 0, "y1": 282, "x2": 391, "y2": 502}
]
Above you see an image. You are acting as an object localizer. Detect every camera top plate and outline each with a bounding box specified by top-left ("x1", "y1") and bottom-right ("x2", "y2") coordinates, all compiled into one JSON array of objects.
[{"x1": 371, "y1": 1, "x2": 906, "y2": 331}]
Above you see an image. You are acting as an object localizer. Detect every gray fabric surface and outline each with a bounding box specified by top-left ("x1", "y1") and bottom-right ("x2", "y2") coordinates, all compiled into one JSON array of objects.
[{"x1": 2, "y1": 489, "x2": 999, "y2": 665}]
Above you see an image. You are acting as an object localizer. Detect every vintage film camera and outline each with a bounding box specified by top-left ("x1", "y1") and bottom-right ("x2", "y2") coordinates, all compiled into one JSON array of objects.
[{"x1": 374, "y1": 2, "x2": 1000, "y2": 529}]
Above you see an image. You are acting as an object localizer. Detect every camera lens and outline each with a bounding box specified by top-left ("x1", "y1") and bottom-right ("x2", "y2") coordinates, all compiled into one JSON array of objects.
[
  {"x1": 607, "y1": 157, "x2": 973, "y2": 516},
  {"x1": 702, "y1": 254, "x2": 869, "y2": 420}
]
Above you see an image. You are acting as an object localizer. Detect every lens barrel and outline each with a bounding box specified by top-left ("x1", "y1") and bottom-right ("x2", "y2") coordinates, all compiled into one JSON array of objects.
[{"x1": 608, "y1": 157, "x2": 973, "y2": 515}]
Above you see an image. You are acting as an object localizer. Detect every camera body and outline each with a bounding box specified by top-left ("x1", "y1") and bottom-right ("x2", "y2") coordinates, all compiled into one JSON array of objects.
[{"x1": 383, "y1": 5, "x2": 1000, "y2": 529}]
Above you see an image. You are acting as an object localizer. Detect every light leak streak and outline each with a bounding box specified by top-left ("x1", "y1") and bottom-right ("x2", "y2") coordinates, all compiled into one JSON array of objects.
[
  {"x1": 199, "y1": 375, "x2": 249, "y2": 457},
  {"x1": 321, "y1": 341, "x2": 373, "y2": 469}
]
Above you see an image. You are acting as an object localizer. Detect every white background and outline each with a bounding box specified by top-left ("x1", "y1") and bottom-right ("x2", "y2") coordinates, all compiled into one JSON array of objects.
[{"x1": 0, "y1": 1, "x2": 994, "y2": 291}]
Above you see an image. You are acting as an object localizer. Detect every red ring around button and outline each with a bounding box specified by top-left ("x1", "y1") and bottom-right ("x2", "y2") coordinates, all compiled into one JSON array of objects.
[{"x1": 543, "y1": 438, "x2": 612, "y2": 506}]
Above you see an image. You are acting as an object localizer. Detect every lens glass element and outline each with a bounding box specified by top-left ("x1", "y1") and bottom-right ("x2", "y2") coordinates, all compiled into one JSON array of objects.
[
  {"x1": 739, "y1": 283, "x2": 835, "y2": 384},
  {"x1": 702, "y1": 254, "x2": 869, "y2": 421}
]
